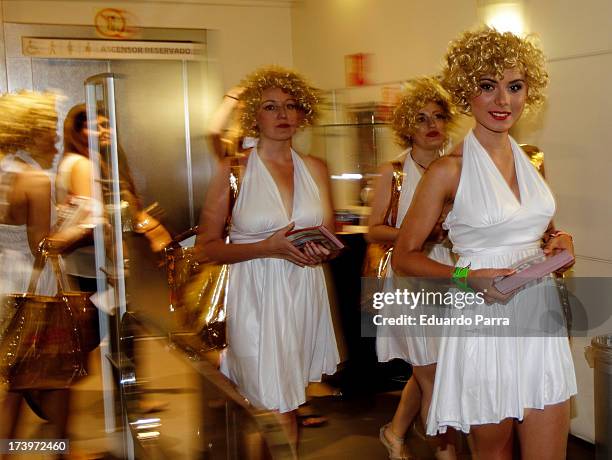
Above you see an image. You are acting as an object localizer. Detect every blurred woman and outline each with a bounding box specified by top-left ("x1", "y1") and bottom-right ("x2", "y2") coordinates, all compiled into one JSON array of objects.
[
  {"x1": 0, "y1": 91, "x2": 62, "y2": 445},
  {"x1": 206, "y1": 86, "x2": 257, "y2": 159},
  {"x1": 392, "y1": 27, "x2": 576, "y2": 459},
  {"x1": 54, "y1": 104, "x2": 170, "y2": 285},
  {"x1": 368, "y1": 77, "x2": 457, "y2": 460},
  {"x1": 197, "y1": 66, "x2": 340, "y2": 446}
]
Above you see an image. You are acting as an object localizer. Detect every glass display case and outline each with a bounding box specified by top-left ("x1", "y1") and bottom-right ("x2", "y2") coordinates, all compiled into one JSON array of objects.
[{"x1": 300, "y1": 103, "x2": 404, "y2": 232}]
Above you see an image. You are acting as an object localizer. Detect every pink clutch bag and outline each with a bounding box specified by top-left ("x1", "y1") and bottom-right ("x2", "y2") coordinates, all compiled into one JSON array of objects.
[{"x1": 493, "y1": 249, "x2": 574, "y2": 294}]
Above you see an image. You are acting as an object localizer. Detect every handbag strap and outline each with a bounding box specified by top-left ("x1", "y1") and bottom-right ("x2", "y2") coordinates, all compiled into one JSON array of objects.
[
  {"x1": 26, "y1": 242, "x2": 48, "y2": 294},
  {"x1": 224, "y1": 157, "x2": 242, "y2": 237},
  {"x1": 382, "y1": 160, "x2": 404, "y2": 228},
  {"x1": 26, "y1": 240, "x2": 72, "y2": 295}
]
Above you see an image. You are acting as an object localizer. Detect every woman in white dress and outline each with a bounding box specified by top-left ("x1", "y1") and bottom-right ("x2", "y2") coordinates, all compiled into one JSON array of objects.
[
  {"x1": 369, "y1": 77, "x2": 457, "y2": 459},
  {"x1": 197, "y1": 66, "x2": 340, "y2": 446},
  {"x1": 0, "y1": 91, "x2": 63, "y2": 441},
  {"x1": 392, "y1": 27, "x2": 576, "y2": 459}
]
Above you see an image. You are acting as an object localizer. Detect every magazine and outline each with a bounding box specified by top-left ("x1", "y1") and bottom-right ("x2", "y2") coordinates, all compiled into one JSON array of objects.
[
  {"x1": 286, "y1": 226, "x2": 345, "y2": 252},
  {"x1": 493, "y1": 249, "x2": 574, "y2": 294}
]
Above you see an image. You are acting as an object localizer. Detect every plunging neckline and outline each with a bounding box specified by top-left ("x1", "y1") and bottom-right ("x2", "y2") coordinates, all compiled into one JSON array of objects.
[
  {"x1": 472, "y1": 133, "x2": 524, "y2": 206},
  {"x1": 409, "y1": 153, "x2": 425, "y2": 177},
  {"x1": 255, "y1": 149, "x2": 296, "y2": 220}
]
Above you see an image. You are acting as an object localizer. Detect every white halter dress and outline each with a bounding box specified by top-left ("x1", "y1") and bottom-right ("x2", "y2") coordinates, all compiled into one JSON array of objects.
[
  {"x1": 426, "y1": 131, "x2": 577, "y2": 434},
  {"x1": 376, "y1": 153, "x2": 454, "y2": 366},
  {"x1": 220, "y1": 148, "x2": 340, "y2": 413},
  {"x1": 0, "y1": 157, "x2": 56, "y2": 337}
]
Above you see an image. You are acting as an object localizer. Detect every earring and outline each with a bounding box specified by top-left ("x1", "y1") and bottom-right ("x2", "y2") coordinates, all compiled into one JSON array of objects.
[{"x1": 440, "y1": 137, "x2": 450, "y2": 156}]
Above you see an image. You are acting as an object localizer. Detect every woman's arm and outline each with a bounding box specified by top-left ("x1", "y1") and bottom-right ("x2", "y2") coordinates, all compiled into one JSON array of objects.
[
  {"x1": 195, "y1": 157, "x2": 314, "y2": 267},
  {"x1": 391, "y1": 153, "x2": 515, "y2": 303},
  {"x1": 391, "y1": 156, "x2": 459, "y2": 277},
  {"x1": 206, "y1": 87, "x2": 244, "y2": 159},
  {"x1": 366, "y1": 162, "x2": 400, "y2": 244},
  {"x1": 542, "y1": 221, "x2": 575, "y2": 273},
  {"x1": 69, "y1": 156, "x2": 93, "y2": 198},
  {"x1": 301, "y1": 155, "x2": 339, "y2": 263},
  {"x1": 303, "y1": 155, "x2": 335, "y2": 232},
  {"x1": 22, "y1": 171, "x2": 51, "y2": 254},
  {"x1": 48, "y1": 156, "x2": 96, "y2": 252}
]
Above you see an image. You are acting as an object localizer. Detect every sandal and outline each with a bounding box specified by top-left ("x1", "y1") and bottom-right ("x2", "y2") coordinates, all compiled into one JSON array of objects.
[
  {"x1": 297, "y1": 405, "x2": 328, "y2": 428},
  {"x1": 379, "y1": 423, "x2": 410, "y2": 460}
]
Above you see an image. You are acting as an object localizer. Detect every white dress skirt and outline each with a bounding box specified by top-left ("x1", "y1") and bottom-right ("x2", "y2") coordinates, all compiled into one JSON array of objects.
[
  {"x1": 426, "y1": 131, "x2": 577, "y2": 435},
  {"x1": 376, "y1": 153, "x2": 454, "y2": 366},
  {"x1": 220, "y1": 148, "x2": 339, "y2": 413}
]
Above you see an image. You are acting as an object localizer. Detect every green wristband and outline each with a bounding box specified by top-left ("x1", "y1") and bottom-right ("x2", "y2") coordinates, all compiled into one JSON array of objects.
[{"x1": 452, "y1": 264, "x2": 473, "y2": 292}]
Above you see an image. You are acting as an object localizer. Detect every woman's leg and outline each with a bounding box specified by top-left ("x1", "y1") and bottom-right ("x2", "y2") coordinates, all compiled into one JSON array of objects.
[
  {"x1": 412, "y1": 364, "x2": 456, "y2": 460},
  {"x1": 516, "y1": 400, "x2": 570, "y2": 460},
  {"x1": 382, "y1": 376, "x2": 422, "y2": 456},
  {"x1": 245, "y1": 410, "x2": 297, "y2": 460},
  {"x1": 38, "y1": 389, "x2": 70, "y2": 439},
  {"x1": 470, "y1": 419, "x2": 514, "y2": 460},
  {"x1": 0, "y1": 391, "x2": 23, "y2": 440}
]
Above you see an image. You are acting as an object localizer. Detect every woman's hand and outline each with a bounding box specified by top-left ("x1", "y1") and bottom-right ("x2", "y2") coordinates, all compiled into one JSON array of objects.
[
  {"x1": 543, "y1": 233, "x2": 575, "y2": 274},
  {"x1": 302, "y1": 242, "x2": 334, "y2": 265},
  {"x1": 264, "y1": 223, "x2": 317, "y2": 267},
  {"x1": 44, "y1": 236, "x2": 68, "y2": 255},
  {"x1": 145, "y1": 224, "x2": 173, "y2": 253},
  {"x1": 134, "y1": 211, "x2": 173, "y2": 253},
  {"x1": 468, "y1": 268, "x2": 517, "y2": 304}
]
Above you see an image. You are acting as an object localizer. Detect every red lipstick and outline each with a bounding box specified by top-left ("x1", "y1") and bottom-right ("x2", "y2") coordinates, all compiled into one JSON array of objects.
[{"x1": 489, "y1": 111, "x2": 511, "y2": 121}]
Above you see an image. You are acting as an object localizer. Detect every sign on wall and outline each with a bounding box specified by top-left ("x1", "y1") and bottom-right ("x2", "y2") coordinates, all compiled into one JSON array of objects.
[
  {"x1": 22, "y1": 37, "x2": 204, "y2": 61},
  {"x1": 345, "y1": 53, "x2": 371, "y2": 86},
  {"x1": 94, "y1": 8, "x2": 140, "y2": 39}
]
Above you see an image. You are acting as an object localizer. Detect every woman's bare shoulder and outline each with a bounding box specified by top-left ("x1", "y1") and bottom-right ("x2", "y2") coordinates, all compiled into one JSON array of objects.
[
  {"x1": 429, "y1": 144, "x2": 463, "y2": 176},
  {"x1": 11, "y1": 169, "x2": 50, "y2": 209},
  {"x1": 301, "y1": 154, "x2": 330, "y2": 180},
  {"x1": 15, "y1": 168, "x2": 50, "y2": 188}
]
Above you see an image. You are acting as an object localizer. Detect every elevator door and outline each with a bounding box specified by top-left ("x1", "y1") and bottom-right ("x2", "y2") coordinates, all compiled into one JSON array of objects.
[
  {"x1": 23, "y1": 56, "x2": 209, "y2": 328},
  {"x1": 111, "y1": 59, "x2": 208, "y2": 233}
]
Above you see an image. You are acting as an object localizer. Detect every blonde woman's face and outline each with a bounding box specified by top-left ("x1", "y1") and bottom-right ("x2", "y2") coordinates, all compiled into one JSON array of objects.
[
  {"x1": 470, "y1": 67, "x2": 527, "y2": 135},
  {"x1": 410, "y1": 102, "x2": 448, "y2": 152},
  {"x1": 255, "y1": 87, "x2": 304, "y2": 142},
  {"x1": 30, "y1": 123, "x2": 59, "y2": 168}
]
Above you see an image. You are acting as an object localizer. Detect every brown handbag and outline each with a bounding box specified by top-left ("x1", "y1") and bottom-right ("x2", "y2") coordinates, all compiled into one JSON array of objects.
[
  {"x1": 361, "y1": 161, "x2": 404, "y2": 313},
  {"x1": 0, "y1": 244, "x2": 98, "y2": 390},
  {"x1": 362, "y1": 160, "x2": 404, "y2": 280},
  {"x1": 165, "y1": 160, "x2": 241, "y2": 351}
]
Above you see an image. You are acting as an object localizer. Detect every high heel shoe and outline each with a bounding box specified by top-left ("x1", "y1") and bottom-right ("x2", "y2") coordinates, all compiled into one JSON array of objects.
[{"x1": 379, "y1": 423, "x2": 410, "y2": 460}]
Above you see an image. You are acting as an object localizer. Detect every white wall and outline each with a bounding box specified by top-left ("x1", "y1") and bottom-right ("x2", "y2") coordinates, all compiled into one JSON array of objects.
[
  {"x1": 291, "y1": 0, "x2": 478, "y2": 91},
  {"x1": 516, "y1": 0, "x2": 612, "y2": 443}
]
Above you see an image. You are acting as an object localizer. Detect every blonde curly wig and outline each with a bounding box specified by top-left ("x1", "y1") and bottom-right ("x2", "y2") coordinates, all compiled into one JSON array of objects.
[
  {"x1": 0, "y1": 91, "x2": 58, "y2": 154},
  {"x1": 391, "y1": 76, "x2": 456, "y2": 148},
  {"x1": 239, "y1": 65, "x2": 319, "y2": 138},
  {"x1": 442, "y1": 26, "x2": 548, "y2": 114}
]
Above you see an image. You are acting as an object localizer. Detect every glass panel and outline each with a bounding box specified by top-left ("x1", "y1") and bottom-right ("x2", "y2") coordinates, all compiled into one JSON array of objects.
[
  {"x1": 307, "y1": 123, "x2": 401, "y2": 229},
  {"x1": 111, "y1": 60, "x2": 191, "y2": 233}
]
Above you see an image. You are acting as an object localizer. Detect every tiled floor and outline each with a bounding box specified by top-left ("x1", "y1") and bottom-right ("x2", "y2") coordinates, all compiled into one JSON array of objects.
[{"x1": 2, "y1": 337, "x2": 596, "y2": 459}]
